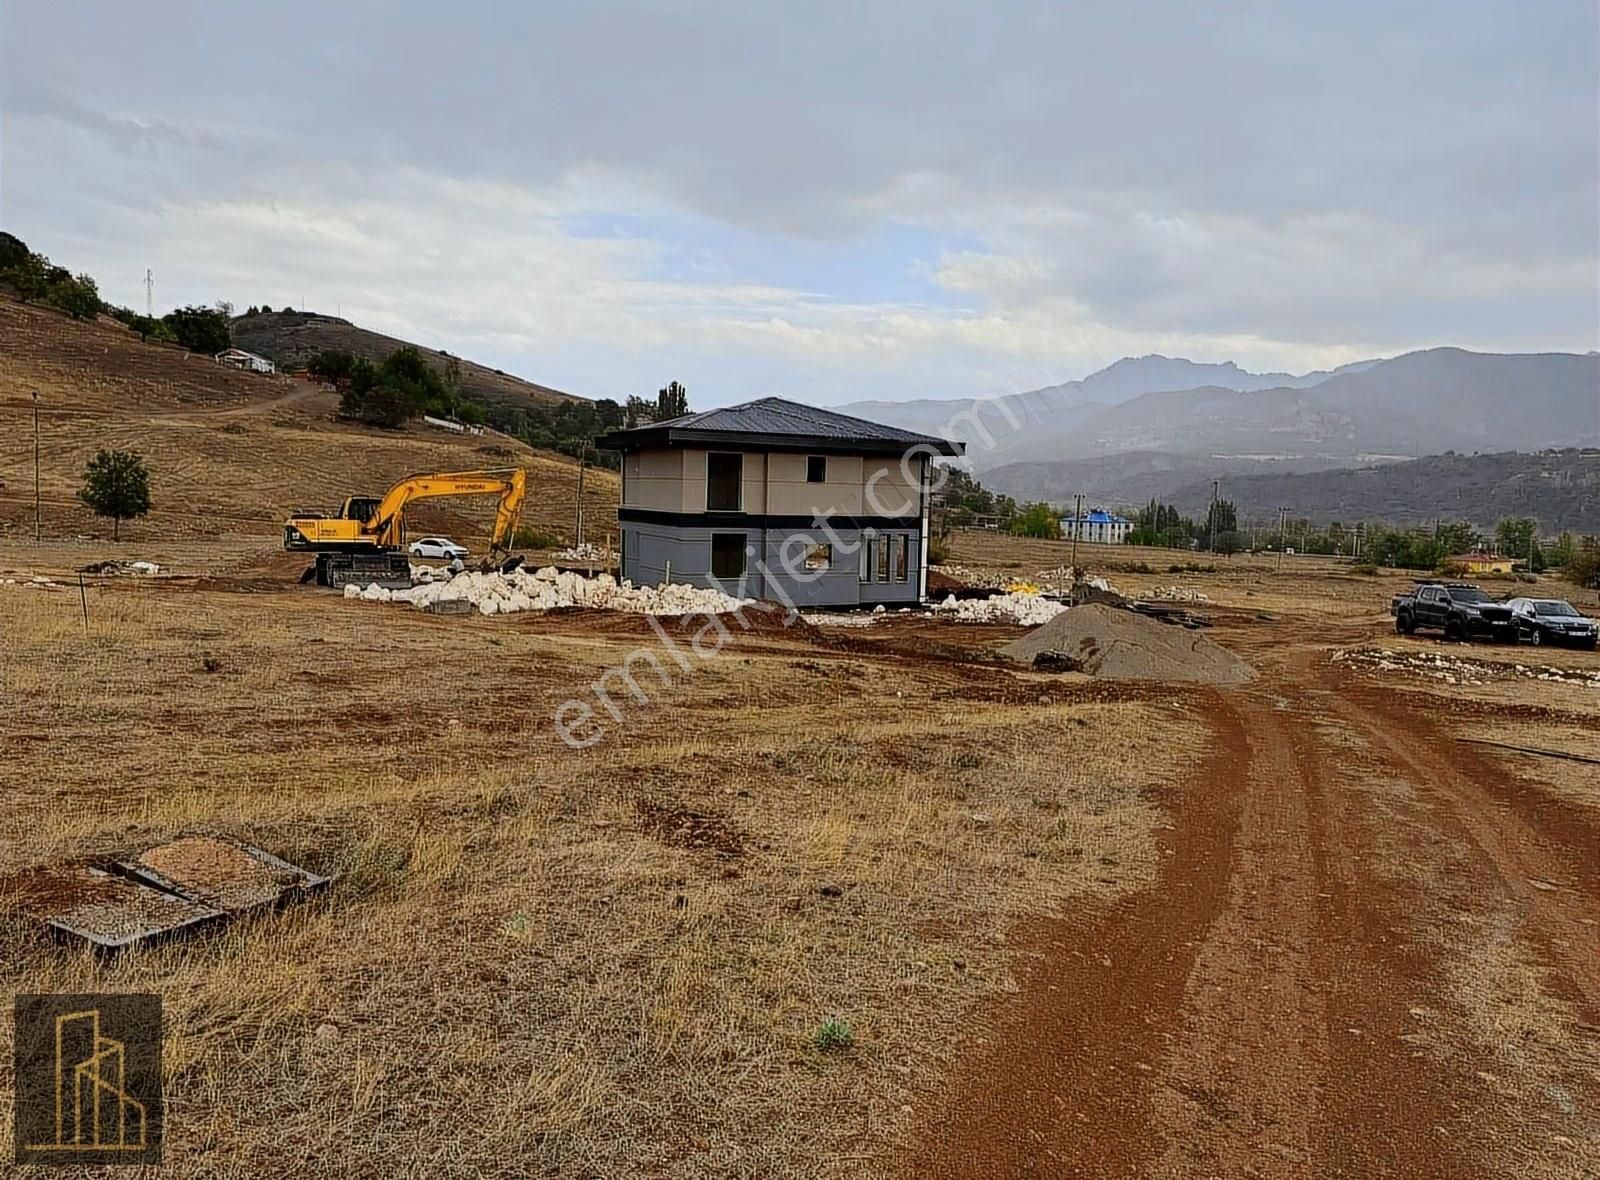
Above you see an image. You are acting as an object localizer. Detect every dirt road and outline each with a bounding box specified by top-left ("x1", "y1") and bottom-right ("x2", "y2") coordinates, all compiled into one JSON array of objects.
[{"x1": 902, "y1": 618, "x2": 1600, "y2": 1179}]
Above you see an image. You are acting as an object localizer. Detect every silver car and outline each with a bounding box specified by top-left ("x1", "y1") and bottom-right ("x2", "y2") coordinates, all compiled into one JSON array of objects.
[{"x1": 408, "y1": 537, "x2": 469, "y2": 561}]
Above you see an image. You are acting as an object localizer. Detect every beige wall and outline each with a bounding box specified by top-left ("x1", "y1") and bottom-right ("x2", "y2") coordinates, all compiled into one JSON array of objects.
[
  {"x1": 623, "y1": 448, "x2": 923, "y2": 519},
  {"x1": 621, "y1": 447, "x2": 686, "y2": 511}
]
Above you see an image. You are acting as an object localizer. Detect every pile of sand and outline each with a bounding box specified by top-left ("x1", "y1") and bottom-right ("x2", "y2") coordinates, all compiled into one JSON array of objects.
[{"x1": 999, "y1": 603, "x2": 1255, "y2": 685}]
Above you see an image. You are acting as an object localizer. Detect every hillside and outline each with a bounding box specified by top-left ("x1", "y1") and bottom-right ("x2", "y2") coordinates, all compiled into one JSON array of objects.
[
  {"x1": 1162, "y1": 450, "x2": 1600, "y2": 532},
  {"x1": 982, "y1": 450, "x2": 1377, "y2": 507},
  {"x1": 843, "y1": 348, "x2": 1597, "y2": 471},
  {"x1": 0, "y1": 299, "x2": 617, "y2": 548},
  {"x1": 229, "y1": 309, "x2": 584, "y2": 411}
]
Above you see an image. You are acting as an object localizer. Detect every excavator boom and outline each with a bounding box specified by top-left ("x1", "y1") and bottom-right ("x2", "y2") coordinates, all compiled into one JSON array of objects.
[{"x1": 285, "y1": 467, "x2": 527, "y2": 587}]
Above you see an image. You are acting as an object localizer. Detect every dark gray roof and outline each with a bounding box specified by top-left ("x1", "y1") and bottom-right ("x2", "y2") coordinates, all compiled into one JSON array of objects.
[{"x1": 596, "y1": 396, "x2": 964, "y2": 456}]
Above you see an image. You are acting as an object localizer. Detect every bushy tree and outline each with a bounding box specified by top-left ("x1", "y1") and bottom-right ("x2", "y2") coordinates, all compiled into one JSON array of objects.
[
  {"x1": 0, "y1": 230, "x2": 29, "y2": 271},
  {"x1": 9, "y1": 251, "x2": 51, "y2": 302},
  {"x1": 162, "y1": 305, "x2": 231, "y2": 354},
  {"x1": 1128, "y1": 499, "x2": 1196, "y2": 548},
  {"x1": 1008, "y1": 501, "x2": 1060, "y2": 539},
  {"x1": 130, "y1": 315, "x2": 176, "y2": 343},
  {"x1": 79, "y1": 450, "x2": 151, "y2": 540},
  {"x1": 46, "y1": 272, "x2": 101, "y2": 320},
  {"x1": 1201, "y1": 499, "x2": 1238, "y2": 551}
]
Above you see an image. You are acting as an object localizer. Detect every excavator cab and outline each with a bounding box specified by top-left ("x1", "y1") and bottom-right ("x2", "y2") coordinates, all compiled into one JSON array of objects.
[{"x1": 341, "y1": 496, "x2": 383, "y2": 523}]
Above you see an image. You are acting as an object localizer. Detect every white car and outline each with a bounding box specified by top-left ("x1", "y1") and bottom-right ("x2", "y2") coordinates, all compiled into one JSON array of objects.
[{"x1": 408, "y1": 537, "x2": 469, "y2": 560}]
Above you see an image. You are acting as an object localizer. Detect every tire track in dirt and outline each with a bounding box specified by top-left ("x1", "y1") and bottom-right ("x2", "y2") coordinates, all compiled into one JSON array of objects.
[{"x1": 898, "y1": 635, "x2": 1520, "y2": 1179}]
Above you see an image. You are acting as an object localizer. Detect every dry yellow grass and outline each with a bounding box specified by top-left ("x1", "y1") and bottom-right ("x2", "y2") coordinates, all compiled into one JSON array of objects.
[
  {"x1": 0, "y1": 298, "x2": 618, "y2": 551},
  {"x1": 0, "y1": 576, "x2": 1208, "y2": 1177}
]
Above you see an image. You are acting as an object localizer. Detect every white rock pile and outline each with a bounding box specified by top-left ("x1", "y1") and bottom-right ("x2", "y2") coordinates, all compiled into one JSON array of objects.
[
  {"x1": 1332, "y1": 647, "x2": 1600, "y2": 688},
  {"x1": 345, "y1": 566, "x2": 752, "y2": 618},
  {"x1": 551, "y1": 542, "x2": 607, "y2": 563},
  {"x1": 1147, "y1": 585, "x2": 1210, "y2": 604},
  {"x1": 930, "y1": 591, "x2": 1068, "y2": 626}
]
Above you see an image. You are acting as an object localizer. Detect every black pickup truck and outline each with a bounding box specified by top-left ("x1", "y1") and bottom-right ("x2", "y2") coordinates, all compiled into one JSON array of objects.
[{"x1": 1391, "y1": 581, "x2": 1517, "y2": 642}]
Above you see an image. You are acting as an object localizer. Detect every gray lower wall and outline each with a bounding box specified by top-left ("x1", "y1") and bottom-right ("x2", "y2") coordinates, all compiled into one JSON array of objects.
[{"x1": 621, "y1": 521, "x2": 923, "y2": 608}]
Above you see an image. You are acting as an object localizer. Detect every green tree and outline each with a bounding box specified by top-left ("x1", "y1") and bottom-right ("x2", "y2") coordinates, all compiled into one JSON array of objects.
[
  {"x1": 1563, "y1": 537, "x2": 1599, "y2": 591},
  {"x1": 656, "y1": 380, "x2": 689, "y2": 420},
  {"x1": 46, "y1": 272, "x2": 101, "y2": 320},
  {"x1": 78, "y1": 450, "x2": 152, "y2": 540},
  {"x1": 1008, "y1": 502, "x2": 1060, "y2": 539},
  {"x1": 9, "y1": 251, "x2": 51, "y2": 303},
  {"x1": 129, "y1": 315, "x2": 176, "y2": 343},
  {"x1": 1495, "y1": 517, "x2": 1537, "y2": 564},
  {"x1": 1550, "y1": 531, "x2": 1576, "y2": 569},
  {"x1": 1434, "y1": 521, "x2": 1479, "y2": 556},
  {"x1": 0, "y1": 230, "x2": 29, "y2": 271},
  {"x1": 162, "y1": 305, "x2": 231, "y2": 354},
  {"x1": 1202, "y1": 499, "x2": 1238, "y2": 551}
]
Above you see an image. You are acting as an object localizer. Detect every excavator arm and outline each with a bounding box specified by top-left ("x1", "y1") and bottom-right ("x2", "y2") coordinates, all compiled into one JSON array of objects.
[{"x1": 364, "y1": 468, "x2": 526, "y2": 552}]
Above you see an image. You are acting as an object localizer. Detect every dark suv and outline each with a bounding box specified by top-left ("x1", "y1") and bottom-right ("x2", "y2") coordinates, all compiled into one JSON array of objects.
[{"x1": 1392, "y1": 582, "x2": 1516, "y2": 642}]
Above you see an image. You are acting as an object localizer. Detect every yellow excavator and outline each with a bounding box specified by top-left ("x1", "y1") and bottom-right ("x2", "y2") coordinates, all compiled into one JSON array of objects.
[{"x1": 285, "y1": 468, "x2": 527, "y2": 588}]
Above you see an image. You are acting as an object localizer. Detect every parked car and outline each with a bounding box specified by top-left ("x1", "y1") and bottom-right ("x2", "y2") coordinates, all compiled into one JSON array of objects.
[
  {"x1": 408, "y1": 537, "x2": 469, "y2": 560},
  {"x1": 1392, "y1": 581, "x2": 1516, "y2": 642},
  {"x1": 1504, "y1": 598, "x2": 1598, "y2": 649}
]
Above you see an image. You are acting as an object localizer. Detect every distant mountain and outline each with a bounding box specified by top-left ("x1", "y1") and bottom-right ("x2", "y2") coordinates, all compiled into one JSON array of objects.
[
  {"x1": 230, "y1": 310, "x2": 583, "y2": 410},
  {"x1": 1052, "y1": 348, "x2": 1599, "y2": 464},
  {"x1": 1161, "y1": 449, "x2": 1600, "y2": 533},
  {"x1": 849, "y1": 348, "x2": 1596, "y2": 472},
  {"x1": 835, "y1": 354, "x2": 1379, "y2": 465}
]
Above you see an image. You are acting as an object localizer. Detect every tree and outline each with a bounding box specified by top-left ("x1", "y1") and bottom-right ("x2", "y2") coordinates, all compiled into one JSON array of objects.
[
  {"x1": 130, "y1": 315, "x2": 176, "y2": 343},
  {"x1": 1008, "y1": 502, "x2": 1060, "y2": 539},
  {"x1": 79, "y1": 450, "x2": 151, "y2": 540},
  {"x1": 0, "y1": 230, "x2": 29, "y2": 271},
  {"x1": 9, "y1": 251, "x2": 51, "y2": 303},
  {"x1": 1202, "y1": 499, "x2": 1238, "y2": 551},
  {"x1": 46, "y1": 272, "x2": 101, "y2": 320},
  {"x1": 1495, "y1": 517, "x2": 1537, "y2": 564},
  {"x1": 656, "y1": 380, "x2": 689, "y2": 420},
  {"x1": 162, "y1": 305, "x2": 231, "y2": 354}
]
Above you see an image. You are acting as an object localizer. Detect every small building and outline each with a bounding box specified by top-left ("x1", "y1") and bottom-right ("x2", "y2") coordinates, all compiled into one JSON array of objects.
[
  {"x1": 1060, "y1": 508, "x2": 1133, "y2": 545},
  {"x1": 215, "y1": 348, "x2": 276, "y2": 375},
  {"x1": 1450, "y1": 551, "x2": 1516, "y2": 575},
  {"x1": 596, "y1": 397, "x2": 964, "y2": 607}
]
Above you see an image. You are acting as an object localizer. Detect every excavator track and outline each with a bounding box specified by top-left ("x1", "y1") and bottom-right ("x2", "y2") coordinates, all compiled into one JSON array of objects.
[{"x1": 314, "y1": 551, "x2": 413, "y2": 590}]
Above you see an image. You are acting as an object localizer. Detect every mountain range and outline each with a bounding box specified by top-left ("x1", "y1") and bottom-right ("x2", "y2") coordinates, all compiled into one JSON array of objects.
[{"x1": 837, "y1": 349, "x2": 1599, "y2": 474}]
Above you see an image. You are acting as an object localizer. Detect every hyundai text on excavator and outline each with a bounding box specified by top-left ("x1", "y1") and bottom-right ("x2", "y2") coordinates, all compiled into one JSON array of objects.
[{"x1": 284, "y1": 468, "x2": 526, "y2": 588}]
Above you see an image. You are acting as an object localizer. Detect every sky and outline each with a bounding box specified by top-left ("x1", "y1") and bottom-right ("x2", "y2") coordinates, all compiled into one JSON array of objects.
[{"x1": 2, "y1": 1, "x2": 1596, "y2": 408}]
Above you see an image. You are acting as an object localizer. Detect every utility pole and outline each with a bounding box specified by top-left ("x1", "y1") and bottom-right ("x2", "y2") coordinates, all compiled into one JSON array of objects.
[
  {"x1": 1069, "y1": 491, "x2": 1084, "y2": 569},
  {"x1": 1207, "y1": 478, "x2": 1219, "y2": 553},
  {"x1": 1276, "y1": 507, "x2": 1287, "y2": 572},
  {"x1": 574, "y1": 441, "x2": 587, "y2": 546},
  {"x1": 145, "y1": 269, "x2": 154, "y2": 317},
  {"x1": 32, "y1": 390, "x2": 41, "y2": 542}
]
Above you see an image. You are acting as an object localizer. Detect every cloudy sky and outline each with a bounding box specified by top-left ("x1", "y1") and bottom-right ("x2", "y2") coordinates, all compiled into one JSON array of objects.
[{"x1": 3, "y1": 1, "x2": 1596, "y2": 406}]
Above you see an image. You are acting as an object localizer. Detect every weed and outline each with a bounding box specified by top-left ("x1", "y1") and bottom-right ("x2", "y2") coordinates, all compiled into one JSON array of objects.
[{"x1": 813, "y1": 1018, "x2": 854, "y2": 1053}]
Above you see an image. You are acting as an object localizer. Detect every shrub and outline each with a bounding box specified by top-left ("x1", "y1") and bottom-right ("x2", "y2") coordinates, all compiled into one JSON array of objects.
[
  {"x1": 812, "y1": 1018, "x2": 854, "y2": 1053},
  {"x1": 511, "y1": 526, "x2": 560, "y2": 550},
  {"x1": 1351, "y1": 563, "x2": 1379, "y2": 576}
]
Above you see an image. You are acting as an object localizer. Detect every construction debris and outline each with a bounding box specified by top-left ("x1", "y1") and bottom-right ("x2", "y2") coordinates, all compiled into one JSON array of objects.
[
  {"x1": 930, "y1": 591, "x2": 1069, "y2": 626},
  {"x1": 0, "y1": 837, "x2": 329, "y2": 952},
  {"x1": 347, "y1": 566, "x2": 752, "y2": 617},
  {"x1": 1146, "y1": 585, "x2": 1211, "y2": 604},
  {"x1": 999, "y1": 602, "x2": 1255, "y2": 684},
  {"x1": 551, "y1": 542, "x2": 608, "y2": 563},
  {"x1": 78, "y1": 559, "x2": 161, "y2": 576},
  {"x1": 1332, "y1": 647, "x2": 1600, "y2": 688}
]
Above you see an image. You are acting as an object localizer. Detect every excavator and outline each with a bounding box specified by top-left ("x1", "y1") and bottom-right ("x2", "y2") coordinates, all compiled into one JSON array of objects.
[{"x1": 285, "y1": 468, "x2": 527, "y2": 588}]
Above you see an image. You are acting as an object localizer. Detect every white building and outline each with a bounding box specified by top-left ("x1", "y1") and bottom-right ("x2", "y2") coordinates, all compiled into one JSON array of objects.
[
  {"x1": 215, "y1": 348, "x2": 276, "y2": 375},
  {"x1": 1060, "y1": 508, "x2": 1133, "y2": 545}
]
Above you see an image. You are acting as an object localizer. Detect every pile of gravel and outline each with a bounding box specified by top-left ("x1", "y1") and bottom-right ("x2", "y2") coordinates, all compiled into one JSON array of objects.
[{"x1": 999, "y1": 603, "x2": 1255, "y2": 685}]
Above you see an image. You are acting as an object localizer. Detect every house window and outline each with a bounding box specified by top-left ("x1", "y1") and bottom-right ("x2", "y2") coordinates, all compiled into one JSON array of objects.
[
  {"x1": 707, "y1": 452, "x2": 742, "y2": 511},
  {"x1": 804, "y1": 544, "x2": 832, "y2": 571},
  {"x1": 860, "y1": 534, "x2": 874, "y2": 582},
  {"x1": 893, "y1": 535, "x2": 910, "y2": 582},
  {"x1": 877, "y1": 535, "x2": 890, "y2": 582},
  {"x1": 711, "y1": 533, "x2": 746, "y2": 580},
  {"x1": 806, "y1": 455, "x2": 826, "y2": 483}
]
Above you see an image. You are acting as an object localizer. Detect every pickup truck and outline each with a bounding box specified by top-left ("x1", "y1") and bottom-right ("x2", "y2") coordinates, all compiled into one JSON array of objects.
[{"x1": 1391, "y1": 581, "x2": 1517, "y2": 642}]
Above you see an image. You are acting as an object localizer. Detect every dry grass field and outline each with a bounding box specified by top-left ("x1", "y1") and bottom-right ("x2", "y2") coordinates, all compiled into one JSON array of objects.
[
  {"x1": 0, "y1": 299, "x2": 618, "y2": 549},
  {"x1": 0, "y1": 575, "x2": 1209, "y2": 1176},
  {"x1": 0, "y1": 303, "x2": 1596, "y2": 1177}
]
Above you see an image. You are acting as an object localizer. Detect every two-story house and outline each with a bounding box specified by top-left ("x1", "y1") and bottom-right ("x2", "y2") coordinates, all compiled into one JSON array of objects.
[{"x1": 595, "y1": 397, "x2": 964, "y2": 608}]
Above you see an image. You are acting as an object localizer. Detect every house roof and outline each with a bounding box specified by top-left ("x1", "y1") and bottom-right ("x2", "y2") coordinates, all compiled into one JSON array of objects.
[
  {"x1": 595, "y1": 396, "x2": 964, "y2": 457},
  {"x1": 1063, "y1": 508, "x2": 1130, "y2": 524}
]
